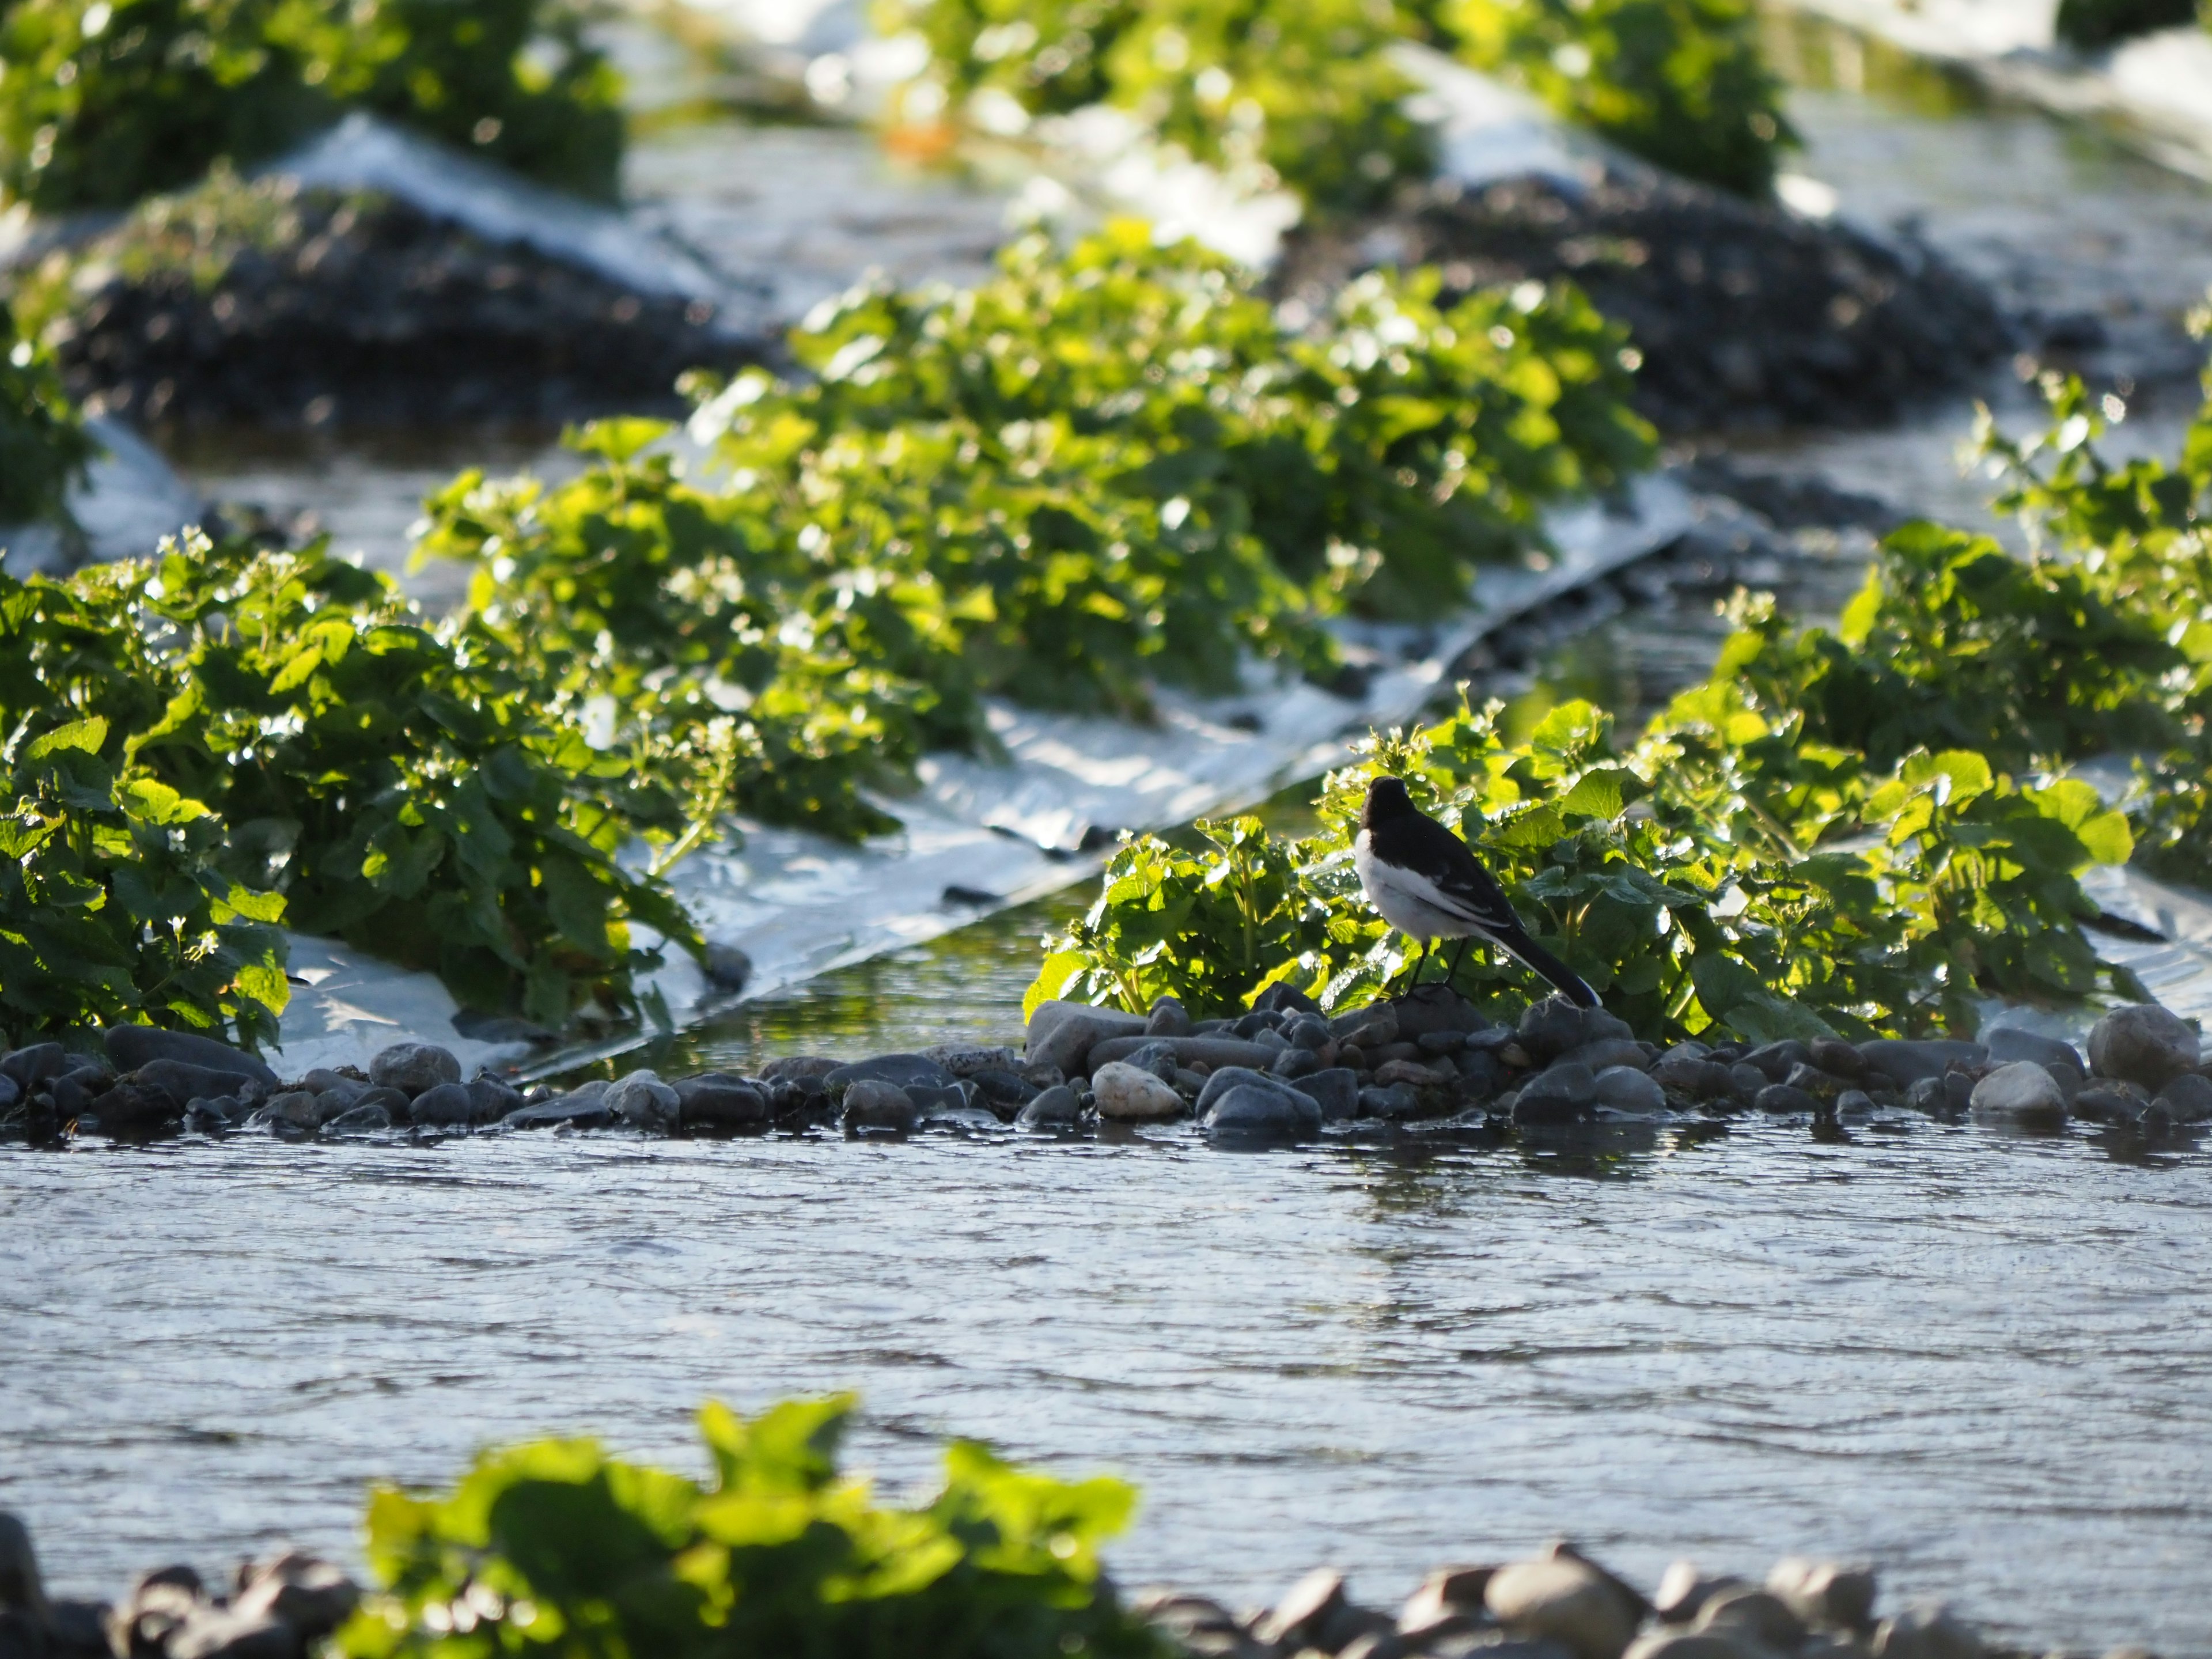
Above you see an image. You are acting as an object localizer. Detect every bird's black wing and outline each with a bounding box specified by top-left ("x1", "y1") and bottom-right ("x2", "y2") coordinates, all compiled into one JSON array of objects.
[
  {"x1": 1371, "y1": 811, "x2": 1525, "y2": 935},
  {"x1": 1376, "y1": 811, "x2": 1601, "y2": 1007}
]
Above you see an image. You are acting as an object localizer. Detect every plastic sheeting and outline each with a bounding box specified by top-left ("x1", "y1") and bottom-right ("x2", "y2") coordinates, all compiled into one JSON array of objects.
[
  {"x1": 264, "y1": 113, "x2": 764, "y2": 328},
  {"x1": 0, "y1": 418, "x2": 203, "y2": 577}
]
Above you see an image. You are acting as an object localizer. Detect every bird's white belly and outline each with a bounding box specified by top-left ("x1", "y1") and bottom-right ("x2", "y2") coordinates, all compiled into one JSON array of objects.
[{"x1": 1354, "y1": 834, "x2": 1480, "y2": 941}]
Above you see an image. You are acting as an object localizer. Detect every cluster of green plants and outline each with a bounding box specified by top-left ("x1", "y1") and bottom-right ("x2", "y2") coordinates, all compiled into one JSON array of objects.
[
  {"x1": 0, "y1": 529, "x2": 702, "y2": 1046},
  {"x1": 0, "y1": 0, "x2": 622, "y2": 214},
  {"x1": 1, "y1": 297, "x2": 93, "y2": 527},
  {"x1": 416, "y1": 223, "x2": 1648, "y2": 825},
  {"x1": 881, "y1": 0, "x2": 1797, "y2": 204},
  {"x1": 2052, "y1": 0, "x2": 2201, "y2": 52},
  {"x1": 1429, "y1": 0, "x2": 1800, "y2": 197},
  {"x1": 1033, "y1": 321, "x2": 2212, "y2": 1044},
  {"x1": 0, "y1": 710, "x2": 290, "y2": 1049},
  {"x1": 878, "y1": 0, "x2": 1435, "y2": 215},
  {"x1": 335, "y1": 1394, "x2": 1168, "y2": 1659}
]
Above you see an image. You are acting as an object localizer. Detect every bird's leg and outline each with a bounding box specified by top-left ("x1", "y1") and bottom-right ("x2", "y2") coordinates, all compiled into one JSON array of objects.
[
  {"x1": 1444, "y1": 935, "x2": 1472, "y2": 986},
  {"x1": 1407, "y1": 935, "x2": 1432, "y2": 987}
]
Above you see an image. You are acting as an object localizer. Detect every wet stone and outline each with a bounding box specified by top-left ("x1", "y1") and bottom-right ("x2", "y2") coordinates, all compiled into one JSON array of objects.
[
  {"x1": 1968, "y1": 1061, "x2": 2068, "y2": 1129},
  {"x1": 842, "y1": 1077, "x2": 919, "y2": 1132},
  {"x1": 1204, "y1": 1082, "x2": 1321, "y2": 1141},
  {"x1": 2088, "y1": 1002, "x2": 2200, "y2": 1090},
  {"x1": 1486, "y1": 1557, "x2": 1638, "y2": 1659},
  {"x1": 504, "y1": 1082, "x2": 612, "y2": 1130},
  {"x1": 369, "y1": 1042, "x2": 461, "y2": 1099},
  {"x1": 1287, "y1": 1014, "x2": 1335, "y2": 1051},
  {"x1": 1272, "y1": 1046, "x2": 1322, "y2": 1080},
  {"x1": 1146, "y1": 995, "x2": 1192, "y2": 1037},
  {"x1": 1025, "y1": 1001, "x2": 1147, "y2": 1074},
  {"x1": 1360, "y1": 1084, "x2": 1424, "y2": 1120},
  {"x1": 1016, "y1": 1084, "x2": 1083, "y2": 1130},
  {"x1": 1092, "y1": 1062, "x2": 1185, "y2": 1121},
  {"x1": 324, "y1": 1103, "x2": 393, "y2": 1134},
  {"x1": 1766, "y1": 1558, "x2": 1877, "y2": 1633},
  {"x1": 1593, "y1": 1066, "x2": 1665, "y2": 1115},
  {"x1": 1518, "y1": 997, "x2": 1634, "y2": 1062},
  {"x1": 103, "y1": 1027, "x2": 279, "y2": 1088},
  {"x1": 1743, "y1": 1040, "x2": 1810, "y2": 1082},
  {"x1": 407, "y1": 1082, "x2": 480, "y2": 1128},
  {"x1": 1301, "y1": 1067, "x2": 1361, "y2": 1123},
  {"x1": 2153, "y1": 1072, "x2": 2212, "y2": 1124},
  {"x1": 1806, "y1": 1037, "x2": 1866, "y2": 1081},
  {"x1": 607, "y1": 1070, "x2": 680, "y2": 1133},
  {"x1": 1857, "y1": 1039, "x2": 1987, "y2": 1091},
  {"x1": 759, "y1": 1056, "x2": 839, "y2": 1085},
  {"x1": 675, "y1": 1073, "x2": 768, "y2": 1131},
  {"x1": 0, "y1": 1044, "x2": 66, "y2": 1092},
  {"x1": 825, "y1": 1054, "x2": 954, "y2": 1093},
  {"x1": 967, "y1": 1067, "x2": 1039, "y2": 1111},
  {"x1": 1692, "y1": 1586, "x2": 1804, "y2": 1650},
  {"x1": 1753, "y1": 1083, "x2": 1821, "y2": 1115},
  {"x1": 1983, "y1": 1028, "x2": 2084, "y2": 1077},
  {"x1": 1251, "y1": 982, "x2": 1323, "y2": 1018},
  {"x1": 920, "y1": 1043, "x2": 1019, "y2": 1078},
  {"x1": 89, "y1": 1081, "x2": 182, "y2": 1134},
  {"x1": 1561, "y1": 1037, "x2": 1648, "y2": 1073}
]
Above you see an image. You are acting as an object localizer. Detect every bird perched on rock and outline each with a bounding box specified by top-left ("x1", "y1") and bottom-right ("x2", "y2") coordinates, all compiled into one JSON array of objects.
[{"x1": 1354, "y1": 774, "x2": 1601, "y2": 1007}]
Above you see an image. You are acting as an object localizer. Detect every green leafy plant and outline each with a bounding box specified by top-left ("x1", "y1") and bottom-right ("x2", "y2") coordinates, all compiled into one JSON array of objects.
[
  {"x1": 416, "y1": 421, "x2": 979, "y2": 843},
  {"x1": 420, "y1": 226, "x2": 1647, "y2": 836},
  {"x1": 272, "y1": 0, "x2": 626, "y2": 200},
  {"x1": 699, "y1": 223, "x2": 1653, "y2": 623},
  {"x1": 1, "y1": 297, "x2": 94, "y2": 527},
  {"x1": 879, "y1": 0, "x2": 1435, "y2": 215},
  {"x1": 0, "y1": 710, "x2": 289, "y2": 1048},
  {"x1": 0, "y1": 0, "x2": 623, "y2": 213},
  {"x1": 1033, "y1": 639, "x2": 2146, "y2": 1041},
  {"x1": 1432, "y1": 0, "x2": 1800, "y2": 196},
  {"x1": 2, "y1": 532, "x2": 698, "y2": 1030},
  {"x1": 885, "y1": 0, "x2": 1798, "y2": 210},
  {"x1": 335, "y1": 1395, "x2": 1168, "y2": 1659}
]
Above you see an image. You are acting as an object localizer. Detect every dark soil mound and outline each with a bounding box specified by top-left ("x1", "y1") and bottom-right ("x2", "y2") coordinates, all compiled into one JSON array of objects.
[
  {"x1": 1277, "y1": 168, "x2": 2014, "y2": 434},
  {"x1": 42, "y1": 194, "x2": 760, "y2": 430}
]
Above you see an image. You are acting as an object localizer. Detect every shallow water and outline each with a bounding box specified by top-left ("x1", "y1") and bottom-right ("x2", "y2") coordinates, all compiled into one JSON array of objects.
[
  {"x1": 17, "y1": 13, "x2": 2212, "y2": 1653},
  {"x1": 6, "y1": 1113, "x2": 2210, "y2": 1654}
]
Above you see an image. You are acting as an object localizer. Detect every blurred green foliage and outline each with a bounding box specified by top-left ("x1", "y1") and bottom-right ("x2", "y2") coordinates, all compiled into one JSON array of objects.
[
  {"x1": 1, "y1": 297, "x2": 94, "y2": 527},
  {"x1": 884, "y1": 0, "x2": 1798, "y2": 206},
  {"x1": 879, "y1": 0, "x2": 1434, "y2": 215},
  {"x1": 336, "y1": 1395, "x2": 1169, "y2": 1659},
  {"x1": 0, "y1": 0, "x2": 623, "y2": 213},
  {"x1": 1433, "y1": 0, "x2": 1800, "y2": 196}
]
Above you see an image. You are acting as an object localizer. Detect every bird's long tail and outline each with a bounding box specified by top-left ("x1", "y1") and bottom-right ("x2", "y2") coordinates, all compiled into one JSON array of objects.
[{"x1": 1494, "y1": 925, "x2": 1601, "y2": 1009}]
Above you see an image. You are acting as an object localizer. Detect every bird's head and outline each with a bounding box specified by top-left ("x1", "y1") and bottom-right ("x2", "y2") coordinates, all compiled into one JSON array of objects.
[{"x1": 1362, "y1": 774, "x2": 1415, "y2": 829}]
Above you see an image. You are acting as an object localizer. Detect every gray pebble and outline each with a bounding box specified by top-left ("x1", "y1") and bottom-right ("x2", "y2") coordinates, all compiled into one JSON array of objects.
[{"x1": 369, "y1": 1042, "x2": 461, "y2": 1099}]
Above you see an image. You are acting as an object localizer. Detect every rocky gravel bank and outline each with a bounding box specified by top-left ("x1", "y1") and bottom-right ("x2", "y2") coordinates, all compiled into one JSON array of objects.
[
  {"x1": 0, "y1": 1510, "x2": 2168, "y2": 1659},
  {"x1": 2, "y1": 990, "x2": 2205, "y2": 1147}
]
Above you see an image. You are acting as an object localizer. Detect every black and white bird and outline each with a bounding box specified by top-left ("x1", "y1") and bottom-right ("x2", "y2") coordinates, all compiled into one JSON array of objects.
[{"x1": 1354, "y1": 775, "x2": 1601, "y2": 1008}]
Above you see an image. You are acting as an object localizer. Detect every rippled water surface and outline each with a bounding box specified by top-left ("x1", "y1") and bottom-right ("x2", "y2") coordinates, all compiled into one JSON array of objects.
[
  {"x1": 16, "y1": 10, "x2": 2212, "y2": 1654},
  {"x1": 7, "y1": 1107, "x2": 2210, "y2": 1655}
]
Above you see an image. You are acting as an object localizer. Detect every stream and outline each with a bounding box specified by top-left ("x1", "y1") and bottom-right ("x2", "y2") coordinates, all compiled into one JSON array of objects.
[{"x1": 7, "y1": 9, "x2": 2212, "y2": 1655}]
